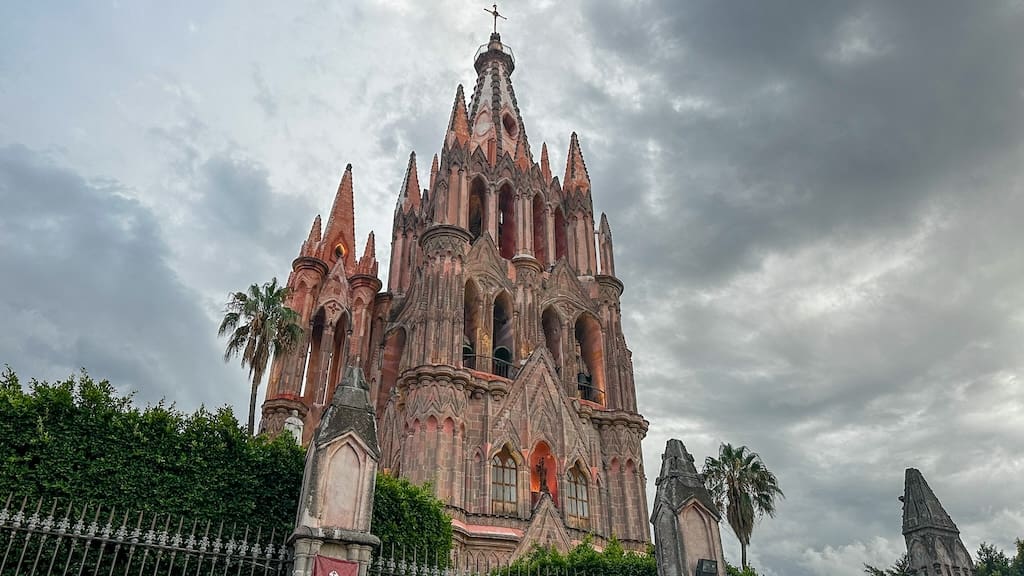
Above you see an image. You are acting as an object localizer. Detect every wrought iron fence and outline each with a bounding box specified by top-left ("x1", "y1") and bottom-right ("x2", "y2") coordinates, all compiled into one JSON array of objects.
[
  {"x1": 366, "y1": 546, "x2": 605, "y2": 576},
  {"x1": 0, "y1": 494, "x2": 290, "y2": 576}
]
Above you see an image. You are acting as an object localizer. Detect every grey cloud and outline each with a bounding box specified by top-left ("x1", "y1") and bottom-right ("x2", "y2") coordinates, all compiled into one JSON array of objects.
[{"x1": 0, "y1": 144, "x2": 241, "y2": 411}]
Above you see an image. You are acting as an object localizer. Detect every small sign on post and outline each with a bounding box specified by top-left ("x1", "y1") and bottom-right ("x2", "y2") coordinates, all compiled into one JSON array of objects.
[{"x1": 696, "y1": 559, "x2": 719, "y2": 575}]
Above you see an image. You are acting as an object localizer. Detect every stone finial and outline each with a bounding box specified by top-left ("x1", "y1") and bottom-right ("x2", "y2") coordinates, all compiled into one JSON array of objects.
[
  {"x1": 429, "y1": 153, "x2": 439, "y2": 191},
  {"x1": 446, "y1": 84, "x2": 470, "y2": 147},
  {"x1": 651, "y1": 439, "x2": 725, "y2": 576},
  {"x1": 401, "y1": 152, "x2": 421, "y2": 213},
  {"x1": 355, "y1": 232, "x2": 378, "y2": 277},
  {"x1": 901, "y1": 468, "x2": 975, "y2": 575},
  {"x1": 540, "y1": 142, "x2": 551, "y2": 183},
  {"x1": 563, "y1": 132, "x2": 591, "y2": 195}
]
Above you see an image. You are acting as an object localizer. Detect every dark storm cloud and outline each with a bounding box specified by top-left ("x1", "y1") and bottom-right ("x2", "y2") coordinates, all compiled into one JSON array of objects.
[
  {"x1": 548, "y1": 1, "x2": 1024, "y2": 573},
  {"x1": 0, "y1": 144, "x2": 239, "y2": 409},
  {"x1": 578, "y1": 0, "x2": 1024, "y2": 286}
]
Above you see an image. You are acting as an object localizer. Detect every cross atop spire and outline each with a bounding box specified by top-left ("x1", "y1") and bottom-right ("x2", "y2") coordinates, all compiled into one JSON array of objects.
[{"x1": 483, "y1": 3, "x2": 507, "y2": 34}]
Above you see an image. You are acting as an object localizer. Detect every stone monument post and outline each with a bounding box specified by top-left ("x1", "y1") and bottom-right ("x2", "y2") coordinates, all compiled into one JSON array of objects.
[
  {"x1": 290, "y1": 366, "x2": 381, "y2": 576},
  {"x1": 901, "y1": 468, "x2": 975, "y2": 576},
  {"x1": 651, "y1": 439, "x2": 725, "y2": 576}
]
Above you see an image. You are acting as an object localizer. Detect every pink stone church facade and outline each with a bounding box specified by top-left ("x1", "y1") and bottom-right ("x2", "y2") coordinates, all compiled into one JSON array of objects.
[{"x1": 261, "y1": 32, "x2": 650, "y2": 566}]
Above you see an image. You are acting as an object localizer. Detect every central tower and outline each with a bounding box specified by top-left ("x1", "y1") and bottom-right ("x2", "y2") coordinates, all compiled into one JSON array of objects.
[{"x1": 263, "y1": 31, "x2": 650, "y2": 567}]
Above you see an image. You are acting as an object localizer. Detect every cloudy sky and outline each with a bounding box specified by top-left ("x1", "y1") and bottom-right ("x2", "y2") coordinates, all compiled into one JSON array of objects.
[{"x1": 2, "y1": 1, "x2": 1023, "y2": 574}]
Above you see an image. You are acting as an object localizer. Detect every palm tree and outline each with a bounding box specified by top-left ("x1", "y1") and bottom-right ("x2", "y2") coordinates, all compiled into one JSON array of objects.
[
  {"x1": 702, "y1": 443, "x2": 785, "y2": 569},
  {"x1": 218, "y1": 278, "x2": 303, "y2": 436}
]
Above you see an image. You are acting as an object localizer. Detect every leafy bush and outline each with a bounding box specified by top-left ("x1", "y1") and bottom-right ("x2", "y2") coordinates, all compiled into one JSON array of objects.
[
  {"x1": 496, "y1": 536, "x2": 656, "y2": 576},
  {"x1": 372, "y1": 472, "x2": 453, "y2": 565},
  {"x1": 0, "y1": 366, "x2": 304, "y2": 533}
]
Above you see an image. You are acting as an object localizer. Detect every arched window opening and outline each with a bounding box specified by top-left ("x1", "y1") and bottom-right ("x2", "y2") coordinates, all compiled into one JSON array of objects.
[
  {"x1": 554, "y1": 206, "x2": 568, "y2": 262},
  {"x1": 303, "y1": 309, "x2": 327, "y2": 400},
  {"x1": 541, "y1": 306, "x2": 562, "y2": 370},
  {"x1": 532, "y1": 194, "x2": 547, "y2": 264},
  {"x1": 574, "y1": 314, "x2": 605, "y2": 405},
  {"x1": 492, "y1": 292, "x2": 514, "y2": 378},
  {"x1": 565, "y1": 463, "x2": 590, "y2": 529},
  {"x1": 377, "y1": 328, "x2": 406, "y2": 416},
  {"x1": 529, "y1": 442, "x2": 557, "y2": 507},
  {"x1": 491, "y1": 446, "x2": 517, "y2": 515},
  {"x1": 325, "y1": 314, "x2": 349, "y2": 404},
  {"x1": 497, "y1": 184, "x2": 516, "y2": 259},
  {"x1": 463, "y1": 280, "x2": 481, "y2": 370},
  {"x1": 468, "y1": 178, "x2": 487, "y2": 240}
]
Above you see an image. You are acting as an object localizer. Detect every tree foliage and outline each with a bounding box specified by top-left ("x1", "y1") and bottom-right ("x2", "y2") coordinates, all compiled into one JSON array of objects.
[
  {"x1": 219, "y1": 277, "x2": 303, "y2": 436},
  {"x1": 975, "y1": 540, "x2": 1024, "y2": 576},
  {"x1": 0, "y1": 366, "x2": 305, "y2": 534},
  {"x1": 702, "y1": 443, "x2": 784, "y2": 569},
  {"x1": 371, "y1": 472, "x2": 453, "y2": 565},
  {"x1": 726, "y1": 562, "x2": 760, "y2": 576},
  {"x1": 495, "y1": 536, "x2": 656, "y2": 576}
]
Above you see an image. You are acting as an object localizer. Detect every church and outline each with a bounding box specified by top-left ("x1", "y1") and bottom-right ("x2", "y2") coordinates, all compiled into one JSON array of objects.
[{"x1": 260, "y1": 29, "x2": 651, "y2": 565}]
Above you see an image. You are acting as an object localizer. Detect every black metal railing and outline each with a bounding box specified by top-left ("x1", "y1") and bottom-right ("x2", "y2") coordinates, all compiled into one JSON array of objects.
[
  {"x1": 0, "y1": 494, "x2": 290, "y2": 576},
  {"x1": 461, "y1": 355, "x2": 518, "y2": 380}
]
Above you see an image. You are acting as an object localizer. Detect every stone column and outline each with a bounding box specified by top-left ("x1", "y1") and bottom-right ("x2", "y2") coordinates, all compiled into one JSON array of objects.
[
  {"x1": 290, "y1": 367, "x2": 381, "y2": 576},
  {"x1": 651, "y1": 439, "x2": 725, "y2": 576}
]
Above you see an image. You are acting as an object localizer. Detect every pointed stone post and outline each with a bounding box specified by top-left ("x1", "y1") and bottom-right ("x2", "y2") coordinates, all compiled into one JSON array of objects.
[
  {"x1": 651, "y1": 439, "x2": 725, "y2": 576},
  {"x1": 290, "y1": 366, "x2": 381, "y2": 576},
  {"x1": 902, "y1": 468, "x2": 975, "y2": 576}
]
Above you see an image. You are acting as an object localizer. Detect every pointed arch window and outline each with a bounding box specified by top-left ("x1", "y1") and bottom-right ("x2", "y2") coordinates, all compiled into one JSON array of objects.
[
  {"x1": 532, "y1": 194, "x2": 547, "y2": 264},
  {"x1": 565, "y1": 463, "x2": 589, "y2": 529},
  {"x1": 574, "y1": 314, "x2": 605, "y2": 405},
  {"x1": 491, "y1": 292, "x2": 514, "y2": 378},
  {"x1": 497, "y1": 184, "x2": 516, "y2": 259},
  {"x1": 554, "y1": 206, "x2": 568, "y2": 262},
  {"x1": 491, "y1": 447, "x2": 517, "y2": 515},
  {"x1": 464, "y1": 280, "x2": 481, "y2": 370},
  {"x1": 468, "y1": 178, "x2": 487, "y2": 240}
]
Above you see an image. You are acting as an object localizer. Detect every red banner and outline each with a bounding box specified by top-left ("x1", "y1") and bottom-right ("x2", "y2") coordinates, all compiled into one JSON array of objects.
[{"x1": 313, "y1": 555, "x2": 359, "y2": 576}]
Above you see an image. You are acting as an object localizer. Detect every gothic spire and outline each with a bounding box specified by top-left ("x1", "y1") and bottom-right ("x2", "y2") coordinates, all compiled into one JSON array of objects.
[
  {"x1": 400, "y1": 152, "x2": 421, "y2": 213},
  {"x1": 901, "y1": 468, "x2": 959, "y2": 535},
  {"x1": 446, "y1": 85, "x2": 471, "y2": 148},
  {"x1": 563, "y1": 132, "x2": 591, "y2": 195},
  {"x1": 322, "y1": 164, "x2": 356, "y2": 265},
  {"x1": 468, "y1": 32, "x2": 531, "y2": 165}
]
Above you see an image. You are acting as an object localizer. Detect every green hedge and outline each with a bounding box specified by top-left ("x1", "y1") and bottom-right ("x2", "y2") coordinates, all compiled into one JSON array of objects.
[
  {"x1": 0, "y1": 367, "x2": 305, "y2": 534},
  {"x1": 0, "y1": 366, "x2": 453, "y2": 555}
]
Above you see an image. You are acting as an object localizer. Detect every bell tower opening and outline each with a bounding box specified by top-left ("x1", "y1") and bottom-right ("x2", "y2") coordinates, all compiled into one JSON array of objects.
[
  {"x1": 492, "y1": 292, "x2": 513, "y2": 378},
  {"x1": 463, "y1": 279, "x2": 481, "y2": 370},
  {"x1": 554, "y1": 206, "x2": 568, "y2": 262},
  {"x1": 574, "y1": 313, "x2": 604, "y2": 405},
  {"x1": 532, "y1": 194, "x2": 547, "y2": 264},
  {"x1": 541, "y1": 306, "x2": 562, "y2": 369},
  {"x1": 498, "y1": 184, "x2": 516, "y2": 259},
  {"x1": 469, "y1": 177, "x2": 487, "y2": 240}
]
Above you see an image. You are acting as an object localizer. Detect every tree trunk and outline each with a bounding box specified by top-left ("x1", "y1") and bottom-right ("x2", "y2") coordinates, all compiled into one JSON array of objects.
[
  {"x1": 246, "y1": 377, "x2": 258, "y2": 434},
  {"x1": 741, "y1": 542, "x2": 748, "y2": 569},
  {"x1": 248, "y1": 367, "x2": 263, "y2": 436}
]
